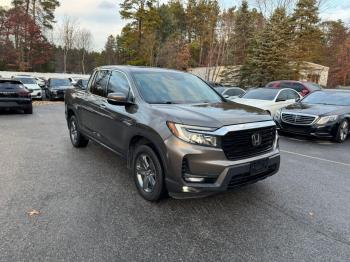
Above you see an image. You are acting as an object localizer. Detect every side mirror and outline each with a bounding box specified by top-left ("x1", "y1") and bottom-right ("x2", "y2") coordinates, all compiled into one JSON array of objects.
[
  {"x1": 107, "y1": 92, "x2": 130, "y2": 106},
  {"x1": 295, "y1": 97, "x2": 301, "y2": 102}
]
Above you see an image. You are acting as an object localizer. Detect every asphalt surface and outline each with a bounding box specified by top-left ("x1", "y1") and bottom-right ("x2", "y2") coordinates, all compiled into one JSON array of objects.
[{"x1": 1, "y1": 103, "x2": 349, "y2": 262}]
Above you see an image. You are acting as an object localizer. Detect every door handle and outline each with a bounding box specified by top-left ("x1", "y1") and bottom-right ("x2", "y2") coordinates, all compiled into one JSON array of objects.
[{"x1": 100, "y1": 104, "x2": 107, "y2": 109}]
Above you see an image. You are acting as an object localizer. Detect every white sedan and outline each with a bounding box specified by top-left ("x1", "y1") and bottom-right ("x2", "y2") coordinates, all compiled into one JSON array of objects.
[
  {"x1": 13, "y1": 76, "x2": 43, "y2": 99},
  {"x1": 233, "y1": 88, "x2": 301, "y2": 116}
]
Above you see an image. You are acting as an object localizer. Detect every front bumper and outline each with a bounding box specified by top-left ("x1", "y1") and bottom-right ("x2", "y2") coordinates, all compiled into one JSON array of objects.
[
  {"x1": 275, "y1": 120, "x2": 338, "y2": 138},
  {"x1": 49, "y1": 90, "x2": 66, "y2": 99},
  {"x1": 164, "y1": 135, "x2": 280, "y2": 199},
  {"x1": 28, "y1": 89, "x2": 42, "y2": 99}
]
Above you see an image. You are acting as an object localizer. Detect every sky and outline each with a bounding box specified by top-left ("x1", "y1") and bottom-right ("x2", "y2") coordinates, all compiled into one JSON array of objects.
[{"x1": 1, "y1": 0, "x2": 350, "y2": 51}]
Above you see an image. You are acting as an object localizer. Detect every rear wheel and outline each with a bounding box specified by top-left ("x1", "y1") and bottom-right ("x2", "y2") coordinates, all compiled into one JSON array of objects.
[
  {"x1": 133, "y1": 145, "x2": 165, "y2": 201},
  {"x1": 334, "y1": 120, "x2": 349, "y2": 143},
  {"x1": 69, "y1": 115, "x2": 89, "y2": 147}
]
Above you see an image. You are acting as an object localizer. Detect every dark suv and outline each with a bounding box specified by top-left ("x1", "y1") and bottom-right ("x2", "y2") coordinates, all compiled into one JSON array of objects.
[{"x1": 65, "y1": 66, "x2": 280, "y2": 201}]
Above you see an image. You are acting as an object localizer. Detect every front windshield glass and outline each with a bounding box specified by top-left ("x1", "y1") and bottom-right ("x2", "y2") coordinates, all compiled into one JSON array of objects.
[
  {"x1": 242, "y1": 88, "x2": 278, "y2": 101},
  {"x1": 302, "y1": 91, "x2": 350, "y2": 106},
  {"x1": 15, "y1": 77, "x2": 36, "y2": 84},
  {"x1": 51, "y1": 79, "x2": 71, "y2": 86},
  {"x1": 133, "y1": 71, "x2": 223, "y2": 104}
]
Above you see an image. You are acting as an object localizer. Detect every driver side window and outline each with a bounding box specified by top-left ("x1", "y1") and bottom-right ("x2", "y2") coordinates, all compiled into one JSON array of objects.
[{"x1": 276, "y1": 90, "x2": 288, "y2": 101}]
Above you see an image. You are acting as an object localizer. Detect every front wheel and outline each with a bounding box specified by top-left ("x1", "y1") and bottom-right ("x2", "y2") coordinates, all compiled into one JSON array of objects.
[
  {"x1": 133, "y1": 145, "x2": 165, "y2": 201},
  {"x1": 69, "y1": 115, "x2": 89, "y2": 147},
  {"x1": 334, "y1": 120, "x2": 349, "y2": 143}
]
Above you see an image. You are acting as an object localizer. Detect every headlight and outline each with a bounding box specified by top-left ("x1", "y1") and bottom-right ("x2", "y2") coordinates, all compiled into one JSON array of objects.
[
  {"x1": 167, "y1": 122, "x2": 218, "y2": 147},
  {"x1": 317, "y1": 115, "x2": 338, "y2": 125},
  {"x1": 274, "y1": 109, "x2": 282, "y2": 120}
]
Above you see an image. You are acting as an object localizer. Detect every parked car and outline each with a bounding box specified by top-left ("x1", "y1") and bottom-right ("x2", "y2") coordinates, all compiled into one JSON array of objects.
[
  {"x1": 74, "y1": 78, "x2": 89, "y2": 90},
  {"x1": 35, "y1": 77, "x2": 46, "y2": 88},
  {"x1": 0, "y1": 79, "x2": 32, "y2": 114},
  {"x1": 233, "y1": 88, "x2": 301, "y2": 116},
  {"x1": 13, "y1": 76, "x2": 42, "y2": 99},
  {"x1": 68, "y1": 77, "x2": 82, "y2": 85},
  {"x1": 221, "y1": 87, "x2": 246, "y2": 100},
  {"x1": 266, "y1": 80, "x2": 322, "y2": 96},
  {"x1": 65, "y1": 66, "x2": 280, "y2": 201},
  {"x1": 45, "y1": 78, "x2": 73, "y2": 100},
  {"x1": 274, "y1": 90, "x2": 350, "y2": 142}
]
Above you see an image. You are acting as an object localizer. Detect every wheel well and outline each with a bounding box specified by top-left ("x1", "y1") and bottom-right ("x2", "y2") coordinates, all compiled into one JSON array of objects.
[
  {"x1": 67, "y1": 109, "x2": 75, "y2": 120},
  {"x1": 128, "y1": 136, "x2": 164, "y2": 170}
]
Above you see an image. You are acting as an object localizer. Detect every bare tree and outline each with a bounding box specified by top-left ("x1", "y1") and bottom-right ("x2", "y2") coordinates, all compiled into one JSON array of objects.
[
  {"x1": 76, "y1": 29, "x2": 93, "y2": 74},
  {"x1": 254, "y1": 0, "x2": 296, "y2": 17},
  {"x1": 58, "y1": 16, "x2": 78, "y2": 73}
]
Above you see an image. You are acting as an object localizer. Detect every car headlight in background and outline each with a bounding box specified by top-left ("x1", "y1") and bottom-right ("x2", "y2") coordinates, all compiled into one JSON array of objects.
[
  {"x1": 274, "y1": 109, "x2": 282, "y2": 120},
  {"x1": 167, "y1": 122, "x2": 218, "y2": 147},
  {"x1": 316, "y1": 115, "x2": 338, "y2": 125}
]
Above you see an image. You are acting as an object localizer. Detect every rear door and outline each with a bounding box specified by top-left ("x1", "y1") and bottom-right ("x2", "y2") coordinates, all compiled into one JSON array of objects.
[{"x1": 78, "y1": 70, "x2": 110, "y2": 141}]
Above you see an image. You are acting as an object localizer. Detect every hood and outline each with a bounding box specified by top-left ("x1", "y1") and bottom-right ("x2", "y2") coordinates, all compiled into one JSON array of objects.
[
  {"x1": 23, "y1": 84, "x2": 40, "y2": 90},
  {"x1": 283, "y1": 102, "x2": 350, "y2": 116},
  {"x1": 233, "y1": 98, "x2": 273, "y2": 109},
  {"x1": 150, "y1": 102, "x2": 272, "y2": 128}
]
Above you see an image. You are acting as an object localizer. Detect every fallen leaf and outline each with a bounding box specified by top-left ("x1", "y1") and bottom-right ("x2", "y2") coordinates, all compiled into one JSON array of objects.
[{"x1": 27, "y1": 209, "x2": 40, "y2": 217}]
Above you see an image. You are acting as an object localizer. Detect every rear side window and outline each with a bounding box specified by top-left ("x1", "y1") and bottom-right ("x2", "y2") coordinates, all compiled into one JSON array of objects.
[
  {"x1": 292, "y1": 83, "x2": 305, "y2": 92},
  {"x1": 286, "y1": 90, "x2": 300, "y2": 100},
  {"x1": 90, "y1": 70, "x2": 110, "y2": 97},
  {"x1": 280, "y1": 82, "x2": 294, "y2": 89},
  {"x1": 107, "y1": 71, "x2": 130, "y2": 96},
  {"x1": 224, "y1": 89, "x2": 244, "y2": 96},
  {"x1": 276, "y1": 90, "x2": 288, "y2": 101}
]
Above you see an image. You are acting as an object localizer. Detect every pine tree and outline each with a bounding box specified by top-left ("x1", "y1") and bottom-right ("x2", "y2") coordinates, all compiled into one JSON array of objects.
[
  {"x1": 291, "y1": 0, "x2": 323, "y2": 67},
  {"x1": 240, "y1": 8, "x2": 294, "y2": 87},
  {"x1": 104, "y1": 35, "x2": 117, "y2": 65},
  {"x1": 231, "y1": 0, "x2": 255, "y2": 65}
]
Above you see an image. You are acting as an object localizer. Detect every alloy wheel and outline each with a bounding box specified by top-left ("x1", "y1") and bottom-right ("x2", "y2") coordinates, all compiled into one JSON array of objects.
[
  {"x1": 70, "y1": 119, "x2": 78, "y2": 144},
  {"x1": 136, "y1": 154, "x2": 157, "y2": 193},
  {"x1": 340, "y1": 121, "x2": 349, "y2": 141}
]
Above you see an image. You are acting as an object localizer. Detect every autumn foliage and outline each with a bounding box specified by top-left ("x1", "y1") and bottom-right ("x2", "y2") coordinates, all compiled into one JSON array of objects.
[{"x1": 0, "y1": 6, "x2": 53, "y2": 71}]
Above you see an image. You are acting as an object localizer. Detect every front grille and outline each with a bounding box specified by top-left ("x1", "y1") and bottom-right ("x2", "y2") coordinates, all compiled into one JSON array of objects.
[
  {"x1": 227, "y1": 165, "x2": 277, "y2": 190},
  {"x1": 282, "y1": 113, "x2": 316, "y2": 125},
  {"x1": 221, "y1": 126, "x2": 276, "y2": 161}
]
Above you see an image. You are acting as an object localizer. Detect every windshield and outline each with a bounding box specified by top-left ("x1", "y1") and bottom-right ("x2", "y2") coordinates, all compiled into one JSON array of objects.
[
  {"x1": 133, "y1": 71, "x2": 223, "y2": 104},
  {"x1": 50, "y1": 79, "x2": 71, "y2": 86},
  {"x1": 242, "y1": 88, "x2": 278, "y2": 101},
  {"x1": 302, "y1": 91, "x2": 350, "y2": 106},
  {"x1": 15, "y1": 77, "x2": 36, "y2": 84}
]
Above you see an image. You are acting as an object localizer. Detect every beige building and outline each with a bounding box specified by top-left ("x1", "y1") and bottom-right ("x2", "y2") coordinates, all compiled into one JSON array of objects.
[{"x1": 189, "y1": 62, "x2": 329, "y2": 86}]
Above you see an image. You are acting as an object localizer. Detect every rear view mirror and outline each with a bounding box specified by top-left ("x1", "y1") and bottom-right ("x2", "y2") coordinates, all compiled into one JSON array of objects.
[{"x1": 107, "y1": 92, "x2": 129, "y2": 106}]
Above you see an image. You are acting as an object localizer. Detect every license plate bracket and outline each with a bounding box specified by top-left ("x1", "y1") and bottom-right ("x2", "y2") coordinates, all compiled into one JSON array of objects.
[{"x1": 250, "y1": 159, "x2": 269, "y2": 175}]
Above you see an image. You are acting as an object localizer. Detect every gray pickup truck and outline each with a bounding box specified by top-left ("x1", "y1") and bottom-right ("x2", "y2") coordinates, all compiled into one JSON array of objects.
[{"x1": 65, "y1": 66, "x2": 280, "y2": 201}]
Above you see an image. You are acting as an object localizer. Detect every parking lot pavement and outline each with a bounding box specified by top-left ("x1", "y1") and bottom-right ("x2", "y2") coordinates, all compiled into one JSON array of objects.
[{"x1": 0, "y1": 104, "x2": 350, "y2": 262}]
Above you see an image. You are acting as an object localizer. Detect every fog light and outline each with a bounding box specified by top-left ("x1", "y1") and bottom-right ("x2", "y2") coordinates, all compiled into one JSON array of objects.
[{"x1": 184, "y1": 176, "x2": 205, "y2": 183}]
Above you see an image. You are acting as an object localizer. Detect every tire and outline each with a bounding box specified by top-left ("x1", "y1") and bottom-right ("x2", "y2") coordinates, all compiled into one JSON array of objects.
[
  {"x1": 24, "y1": 106, "x2": 33, "y2": 114},
  {"x1": 334, "y1": 119, "x2": 349, "y2": 143},
  {"x1": 68, "y1": 115, "x2": 89, "y2": 148},
  {"x1": 133, "y1": 145, "x2": 165, "y2": 201}
]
